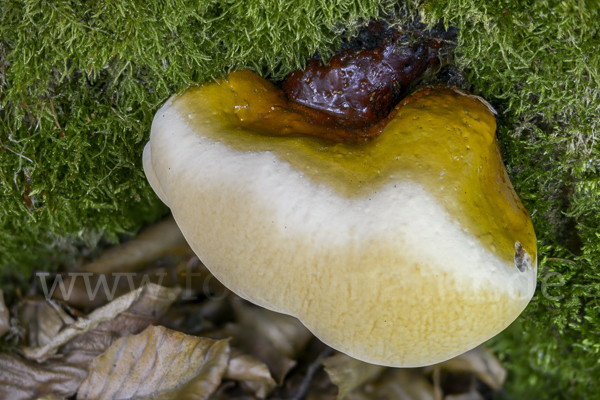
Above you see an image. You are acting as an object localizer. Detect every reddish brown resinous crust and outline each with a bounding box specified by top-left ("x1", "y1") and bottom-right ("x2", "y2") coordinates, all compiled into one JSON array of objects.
[{"x1": 282, "y1": 23, "x2": 441, "y2": 131}]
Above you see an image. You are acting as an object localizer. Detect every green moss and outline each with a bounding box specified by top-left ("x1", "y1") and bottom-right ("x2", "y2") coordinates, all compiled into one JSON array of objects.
[
  {"x1": 421, "y1": 0, "x2": 600, "y2": 397},
  {"x1": 0, "y1": 0, "x2": 388, "y2": 280},
  {"x1": 1, "y1": 0, "x2": 600, "y2": 398}
]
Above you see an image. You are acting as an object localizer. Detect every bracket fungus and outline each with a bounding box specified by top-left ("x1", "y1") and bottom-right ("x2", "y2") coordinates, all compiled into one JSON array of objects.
[{"x1": 143, "y1": 68, "x2": 537, "y2": 367}]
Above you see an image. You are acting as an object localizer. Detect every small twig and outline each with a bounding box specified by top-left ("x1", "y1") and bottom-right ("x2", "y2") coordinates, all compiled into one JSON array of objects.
[
  {"x1": 0, "y1": 142, "x2": 34, "y2": 163},
  {"x1": 35, "y1": 101, "x2": 46, "y2": 132},
  {"x1": 546, "y1": 258, "x2": 577, "y2": 265},
  {"x1": 290, "y1": 347, "x2": 334, "y2": 400},
  {"x1": 49, "y1": 100, "x2": 61, "y2": 130},
  {"x1": 49, "y1": 100, "x2": 65, "y2": 137},
  {"x1": 432, "y1": 366, "x2": 443, "y2": 400}
]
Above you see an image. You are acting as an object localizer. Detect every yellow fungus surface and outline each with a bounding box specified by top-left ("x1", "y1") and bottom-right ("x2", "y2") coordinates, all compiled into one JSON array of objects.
[{"x1": 175, "y1": 70, "x2": 536, "y2": 267}]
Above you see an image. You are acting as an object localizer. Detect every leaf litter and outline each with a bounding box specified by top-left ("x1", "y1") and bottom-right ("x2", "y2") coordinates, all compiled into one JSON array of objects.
[
  {"x1": 77, "y1": 325, "x2": 230, "y2": 400},
  {"x1": 17, "y1": 300, "x2": 76, "y2": 348},
  {"x1": 22, "y1": 284, "x2": 181, "y2": 361},
  {"x1": 322, "y1": 353, "x2": 385, "y2": 399},
  {"x1": 0, "y1": 216, "x2": 510, "y2": 400},
  {"x1": 0, "y1": 284, "x2": 180, "y2": 399},
  {"x1": 0, "y1": 289, "x2": 10, "y2": 338}
]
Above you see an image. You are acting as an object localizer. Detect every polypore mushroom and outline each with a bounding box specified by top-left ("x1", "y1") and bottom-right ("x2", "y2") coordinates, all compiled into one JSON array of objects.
[{"x1": 143, "y1": 69, "x2": 537, "y2": 367}]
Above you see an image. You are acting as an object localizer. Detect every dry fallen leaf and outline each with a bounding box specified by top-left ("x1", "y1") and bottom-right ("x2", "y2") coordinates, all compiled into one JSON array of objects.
[
  {"x1": 444, "y1": 389, "x2": 485, "y2": 400},
  {"x1": 232, "y1": 297, "x2": 312, "y2": 359},
  {"x1": 0, "y1": 284, "x2": 181, "y2": 400},
  {"x1": 0, "y1": 350, "x2": 91, "y2": 400},
  {"x1": 211, "y1": 322, "x2": 297, "y2": 386},
  {"x1": 322, "y1": 353, "x2": 386, "y2": 399},
  {"x1": 205, "y1": 296, "x2": 312, "y2": 385},
  {"x1": 0, "y1": 289, "x2": 9, "y2": 337},
  {"x1": 434, "y1": 346, "x2": 506, "y2": 391},
  {"x1": 160, "y1": 297, "x2": 233, "y2": 336},
  {"x1": 17, "y1": 300, "x2": 75, "y2": 348},
  {"x1": 23, "y1": 284, "x2": 181, "y2": 360},
  {"x1": 77, "y1": 325, "x2": 230, "y2": 400},
  {"x1": 345, "y1": 369, "x2": 436, "y2": 400},
  {"x1": 317, "y1": 347, "x2": 504, "y2": 400},
  {"x1": 58, "y1": 283, "x2": 182, "y2": 357},
  {"x1": 225, "y1": 352, "x2": 277, "y2": 398}
]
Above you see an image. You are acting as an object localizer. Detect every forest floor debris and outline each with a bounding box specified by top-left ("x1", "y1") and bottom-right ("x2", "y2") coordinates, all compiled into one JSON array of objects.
[{"x1": 0, "y1": 217, "x2": 508, "y2": 400}]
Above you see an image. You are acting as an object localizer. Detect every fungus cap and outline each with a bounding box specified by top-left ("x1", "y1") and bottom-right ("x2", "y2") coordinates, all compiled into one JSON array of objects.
[{"x1": 143, "y1": 70, "x2": 537, "y2": 367}]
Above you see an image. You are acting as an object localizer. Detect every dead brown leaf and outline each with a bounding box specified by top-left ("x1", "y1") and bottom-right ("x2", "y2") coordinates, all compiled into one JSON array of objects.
[
  {"x1": 210, "y1": 322, "x2": 297, "y2": 386},
  {"x1": 17, "y1": 300, "x2": 75, "y2": 348},
  {"x1": 434, "y1": 346, "x2": 506, "y2": 391},
  {"x1": 23, "y1": 284, "x2": 180, "y2": 360},
  {"x1": 232, "y1": 298, "x2": 312, "y2": 360},
  {"x1": 207, "y1": 298, "x2": 311, "y2": 385},
  {"x1": 58, "y1": 283, "x2": 182, "y2": 357},
  {"x1": 307, "y1": 348, "x2": 505, "y2": 400},
  {"x1": 0, "y1": 348, "x2": 102, "y2": 400},
  {"x1": 226, "y1": 352, "x2": 277, "y2": 398},
  {"x1": 77, "y1": 325, "x2": 230, "y2": 400},
  {"x1": 321, "y1": 353, "x2": 386, "y2": 399},
  {"x1": 0, "y1": 284, "x2": 181, "y2": 400},
  {"x1": 159, "y1": 297, "x2": 233, "y2": 336},
  {"x1": 205, "y1": 382, "x2": 238, "y2": 400},
  {"x1": 0, "y1": 289, "x2": 9, "y2": 337},
  {"x1": 444, "y1": 389, "x2": 484, "y2": 400},
  {"x1": 345, "y1": 369, "x2": 436, "y2": 400}
]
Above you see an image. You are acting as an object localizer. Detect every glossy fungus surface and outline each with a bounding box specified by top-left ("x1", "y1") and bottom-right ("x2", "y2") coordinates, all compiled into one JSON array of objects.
[
  {"x1": 282, "y1": 25, "x2": 440, "y2": 128},
  {"x1": 143, "y1": 69, "x2": 537, "y2": 367}
]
